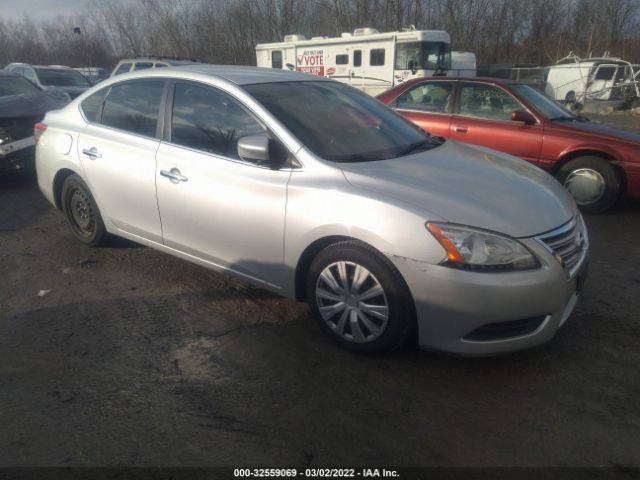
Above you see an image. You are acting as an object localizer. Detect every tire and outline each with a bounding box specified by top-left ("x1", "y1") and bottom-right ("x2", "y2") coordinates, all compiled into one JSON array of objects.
[
  {"x1": 555, "y1": 156, "x2": 622, "y2": 213},
  {"x1": 61, "y1": 174, "x2": 108, "y2": 246},
  {"x1": 305, "y1": 241, "x2": 415, "y2": 355}
]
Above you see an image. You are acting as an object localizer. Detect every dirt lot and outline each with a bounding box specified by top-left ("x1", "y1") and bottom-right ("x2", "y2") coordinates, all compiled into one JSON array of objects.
[{"x1": 1, "y1": 161, "x2": 639, "y2": 469}]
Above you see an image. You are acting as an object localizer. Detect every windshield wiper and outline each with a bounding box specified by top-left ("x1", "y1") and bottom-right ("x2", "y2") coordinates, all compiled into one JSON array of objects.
[
  {"x1": 398, "y1": 137, "x2": 444, "y2": 157},
  {"x1": 551, "y1": 115, "x2": 590, "y2": 122},
  {"x1": 334, "y1": 153, "x2": 390, "y2": 163}
]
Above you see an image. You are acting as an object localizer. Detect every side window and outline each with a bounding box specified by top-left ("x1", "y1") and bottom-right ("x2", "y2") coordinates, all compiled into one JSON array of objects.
[
  {"x1": 24, "y1": 69, "x2": 38, "y2": 83},
  {"x1": 154, "y1": 63, "x2": 168, "y2": 68},
  {"x1": 101, "y1": 81, "x2": 164, "y2": 137},
  {"x1": 370, "y1": 49, "x2": 385, "y2": 66},
  {"x1": 353, "y1": 50, "x2": 362, "y2": 67},
  {"x1": 133, "y1": 62, "x2": 153, "y2": 71},
  {"x1": 336, "y1": 54, "x2": 348, "y2": 65},
  {"x1": 396, "y1": 82, "x2": 453, "y2": 113},
  {"x1": 12, "y1": 67, "x2": 25, "y2": 76},
  {"x1": 272, "y1": 51, "x2": 283, "y2": 69},
  {"x1": 113, "y1": 63, "x2": 132, "y2": 76},
  {"x1": 594, "y1": 66, "x2": 615, "y2": 81},
  {"x1": 171, "y1": 83, "x2": 264, "y2": 160},
  {"x1": 458, "y1": 83, "x2": 522, "y2": 121},
  {"x1": 80, "y1": 87, "x2": 109, "y2": 123}
]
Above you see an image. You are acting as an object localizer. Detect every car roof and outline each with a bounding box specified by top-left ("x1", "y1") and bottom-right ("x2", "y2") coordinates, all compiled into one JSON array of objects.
[
  {"x1": 15, "y1": 65, "x2": 74, "y2": 70},
  {"x1": 114, "y1": 64, "x2": 332, "y2": 85},
  {"x1": 120, "y1": 58, "x2": 199, "y2": 66},
  {"x1": 403, "y1": 76, "x2": 522, "y2": 86}
]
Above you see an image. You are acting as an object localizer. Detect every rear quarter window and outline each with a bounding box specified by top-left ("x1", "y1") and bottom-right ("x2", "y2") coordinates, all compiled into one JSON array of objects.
[{"x1": 80, "y1": 87, "x2": 109, "y2": 123}]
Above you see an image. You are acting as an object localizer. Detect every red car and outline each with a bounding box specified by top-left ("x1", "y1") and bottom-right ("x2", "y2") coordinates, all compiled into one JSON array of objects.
[{"x1": 377, "y1": 77, "x2": 640, "y2": 212}]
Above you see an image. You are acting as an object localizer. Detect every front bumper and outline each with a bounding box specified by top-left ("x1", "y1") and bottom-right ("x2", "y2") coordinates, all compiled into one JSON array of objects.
[{"x1": 388, "y1": 236, "x2": 588, "y2": 356}]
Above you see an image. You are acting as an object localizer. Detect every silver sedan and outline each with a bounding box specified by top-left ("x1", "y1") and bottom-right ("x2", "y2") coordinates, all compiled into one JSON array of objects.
[{"x1": 35, "y1": 65, "x2": 589, "y2": 355}]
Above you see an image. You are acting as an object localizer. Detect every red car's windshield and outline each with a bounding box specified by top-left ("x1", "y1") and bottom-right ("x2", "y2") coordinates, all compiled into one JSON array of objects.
[{"x1": 511, "y1": 84, "x2": 574, "y2": 120}]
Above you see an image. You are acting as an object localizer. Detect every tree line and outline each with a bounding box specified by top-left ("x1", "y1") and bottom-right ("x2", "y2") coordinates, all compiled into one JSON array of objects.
[{"x1": 0, "y1": 0, "x2": 639, "y2": 70}]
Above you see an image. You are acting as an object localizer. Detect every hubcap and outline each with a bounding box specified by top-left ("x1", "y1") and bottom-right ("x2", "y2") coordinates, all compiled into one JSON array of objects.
[
  {"x1": 315, "y1": 261, "x2": 389, "y2": 343},
  {"x1": 68, "y1": 188, "x2": 95, "y2": 235},
  {"x1": 563, "y1": 168, "x2": 606, "y2": 205}
]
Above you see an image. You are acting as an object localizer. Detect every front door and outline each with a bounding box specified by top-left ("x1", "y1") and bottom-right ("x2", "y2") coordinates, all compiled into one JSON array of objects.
[
  {"x1": 450, "y1": 82, "x2": 543, "y2": 164},
  {"x1": 155, "y1": 82, "x2": 291, "y2": 288}
]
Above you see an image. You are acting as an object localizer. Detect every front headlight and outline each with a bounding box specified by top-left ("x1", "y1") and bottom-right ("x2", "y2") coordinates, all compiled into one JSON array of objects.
[{"x1": 427, "y1": 223, "x2": 540, "y2": 271}]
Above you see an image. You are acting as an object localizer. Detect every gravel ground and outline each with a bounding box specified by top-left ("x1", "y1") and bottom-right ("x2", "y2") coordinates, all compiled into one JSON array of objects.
[{"x1": 0, "y1": 153, "x2": 639, "y2": 469}]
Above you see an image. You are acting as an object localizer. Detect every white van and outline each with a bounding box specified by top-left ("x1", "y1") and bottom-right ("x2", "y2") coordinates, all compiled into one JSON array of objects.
[
  {"x1": 256, "y1": 27, "x2": 451, "y2": 95},
  {"x1": 545, "y1": 54, "x2": 638, "y2": 104}
]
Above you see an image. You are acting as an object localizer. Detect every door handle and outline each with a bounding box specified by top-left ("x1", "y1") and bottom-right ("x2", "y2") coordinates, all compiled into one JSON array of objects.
[
  {"x1": 82, "y1": 147, "x2": 102, "y2": 159},
  {"x1": 454, "y1": 126, "x2": 469, "y2": 133},
  {"x1": 160, "y1": 168, "x2": 188, "y2": 183}
]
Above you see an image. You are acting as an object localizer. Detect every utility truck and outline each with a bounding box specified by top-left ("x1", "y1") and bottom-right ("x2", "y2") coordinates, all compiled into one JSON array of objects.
[{"x1": 256, "y1": 27, "x2": 451, "y2": 95}]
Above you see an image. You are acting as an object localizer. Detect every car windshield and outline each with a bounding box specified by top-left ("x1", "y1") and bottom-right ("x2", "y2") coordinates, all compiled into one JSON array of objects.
[
  {"x1": 244, "y1": 81, "x2": 437, "y2": 162},
  {"x1": 34, "y1": 68, "x2": 92, "y2": 87},
  {"x1": 0, "y1": 76, "x2": 41, "y2": 96},
  {"x1": 511, "y1": 84, "x2": 573, "y2": 120}
]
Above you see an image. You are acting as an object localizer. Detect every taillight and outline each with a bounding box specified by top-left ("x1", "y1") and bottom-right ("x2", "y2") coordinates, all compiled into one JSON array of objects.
[{"x1": 34, "y1": 122, "x2": 47, "y2": 144}]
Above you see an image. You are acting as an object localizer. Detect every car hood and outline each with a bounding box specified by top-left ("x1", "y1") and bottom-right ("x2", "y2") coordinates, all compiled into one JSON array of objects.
[
  {"x1": 339, "y1": 140, "x2": 576, "y2": 238},
  {"x1": 0, "y1": 92, "x2": 61, "y2": 119},
  {"x1": 549, "y1": 119, "x2": 640, "y2": 145}
]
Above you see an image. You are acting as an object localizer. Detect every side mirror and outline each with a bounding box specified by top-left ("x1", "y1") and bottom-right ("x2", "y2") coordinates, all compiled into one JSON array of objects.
[
  {"x1": 237, "y1": 134, "x2": 286, "y2": 168},
  {"x1": 511, "y1": 110, "x2": 536, "y2": 125}
]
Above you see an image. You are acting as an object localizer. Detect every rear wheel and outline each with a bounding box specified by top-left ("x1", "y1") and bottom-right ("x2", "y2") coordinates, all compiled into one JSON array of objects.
[
  {"x1": 61, "y1": 175, "x2": 108, "y2": 246},
  {"x1": 556, "y1": 156, "x2": 622, "y2": 213},
  {"x1": 306, "y1": 241, "x2": 415, "y2": 355}
]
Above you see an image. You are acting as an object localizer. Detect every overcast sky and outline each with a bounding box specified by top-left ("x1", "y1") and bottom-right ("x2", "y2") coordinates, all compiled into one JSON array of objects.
[{"x1": 0, "y1": 0, "x2": 97, "y2": 21}]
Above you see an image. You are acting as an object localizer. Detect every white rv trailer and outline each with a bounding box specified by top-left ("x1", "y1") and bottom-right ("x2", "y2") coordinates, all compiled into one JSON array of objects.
[
  {"x1": 545, "y1": 53, "x2": 639, "y2": 104},
  {"x1": 450, "y1": 51, "x2": 476, "y2": 77},
  {"x1": 255, "y1": 27, "x2": 451, "y2": 95}
]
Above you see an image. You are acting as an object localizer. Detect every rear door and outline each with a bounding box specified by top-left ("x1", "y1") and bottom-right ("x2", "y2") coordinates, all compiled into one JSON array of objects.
[
  {"x1": 392, "y1": 80, "x2": 455, "y2": 137},
  {"x1": 450, "y1": 82, "x2": 543, "y2": 164},
  {"x1": 155, "y1": 81, "x2": 291, "y2": 287},
  {"x1": 77, "y1": 79, "x2": 166, "y2": 242}
]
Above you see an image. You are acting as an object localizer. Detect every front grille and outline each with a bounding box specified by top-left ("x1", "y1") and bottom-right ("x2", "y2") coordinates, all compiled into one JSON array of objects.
[
  {"x1": 536, "y1": 215, "x2": 588, "y2": 275},
  {"x1": 463, "y1": 315, "x2": 548, "y2": 341}
]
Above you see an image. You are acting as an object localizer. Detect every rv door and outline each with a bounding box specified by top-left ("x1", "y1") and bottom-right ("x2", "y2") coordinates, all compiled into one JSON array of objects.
[{"x1": 349, "y1": 48, "x2": 365, "y2": 90}]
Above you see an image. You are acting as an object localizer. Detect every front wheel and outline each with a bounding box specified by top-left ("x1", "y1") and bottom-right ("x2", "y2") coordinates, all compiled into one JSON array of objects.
[
  {"x1": 61, "y1": 175, "x2": 108, "y2": 246},
  {"x1": 306, "y1": 241, "x2": 415, "y2": 355},
  {"x1": 556, "y1": 156, "x2": 622, "y2": 213}
]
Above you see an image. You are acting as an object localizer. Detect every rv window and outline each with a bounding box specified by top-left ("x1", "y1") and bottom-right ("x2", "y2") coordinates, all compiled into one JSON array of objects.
[
  {"x1": 272, "y1": 51, "x2": 283, "y2": 69},
  {"x1": 396, "y1": 82, "x2": 454, "y2": 113},
  {"x1": 336, "y1": 54, "x2": 348, "y2": 65},
  {"x1": 353, "y1": 50, "x2": 362, "y2": 67},
  {"x1": 370, "y1": 49, "x2": 385, "y2": 66},
  {"x1": 594, "y1": 66, "x2": 615, "y2": 81}
]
